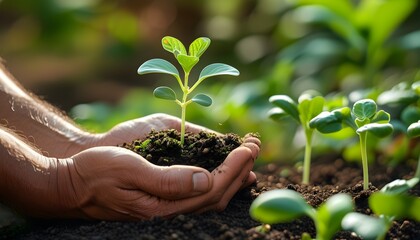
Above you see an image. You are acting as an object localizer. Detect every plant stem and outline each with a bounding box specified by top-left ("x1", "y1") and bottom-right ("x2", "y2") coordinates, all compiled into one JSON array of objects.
[
  {"x1": 415, "y1": 155, "x2": 420, "y2": 179},
  {"x1": 359, "y1": 132, "x2": 369, "y2": 190},
  {"x1": 302, "y1": 129, "x2": 313, "y2": 184},
  {"x1": 179, "y1": 72, "x2": 190, "y2": 146}
]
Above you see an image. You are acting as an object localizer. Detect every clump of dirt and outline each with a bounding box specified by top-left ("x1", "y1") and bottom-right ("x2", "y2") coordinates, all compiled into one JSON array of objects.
[{"x1": 119, "y1": 129, "x2": 243, "y2": 172}]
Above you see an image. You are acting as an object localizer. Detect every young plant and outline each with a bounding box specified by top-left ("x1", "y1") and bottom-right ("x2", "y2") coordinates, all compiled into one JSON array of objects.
[
  {"x1": 310, "y1": 99, "x2": 394, "y2": 190},
  {"x1": 138, "y1": 36, "x2": 239, "y2": 145},
  {"x1": 342, "y1": 177, "x2": 420, "y2": 240},
  {"x1": 268, "y1": 93, "x2": 324, "y2": 184},
  {"x1": 249, "y1": 189, "x2": 354, "y2": 240}
]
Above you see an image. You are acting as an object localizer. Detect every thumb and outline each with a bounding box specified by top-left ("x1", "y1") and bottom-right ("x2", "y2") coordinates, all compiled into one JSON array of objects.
[{"x1": 137, "y1": 165, "x2": 213, "y2": 200}]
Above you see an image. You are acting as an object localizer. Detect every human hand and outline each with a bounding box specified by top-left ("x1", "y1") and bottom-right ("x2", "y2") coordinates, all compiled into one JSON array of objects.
[
  {"x1": 55, "y1": 135, "x2": 260, "y2": 220},
  {"x1": 94, "y1": 113, "x2": 211, "y2": 147}
]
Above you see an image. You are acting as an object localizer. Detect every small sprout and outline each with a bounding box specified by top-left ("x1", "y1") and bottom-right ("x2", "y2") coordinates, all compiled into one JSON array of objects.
[
  {"x1": 310, "y1": 99, "x2": 393, "y2": 190},
  {"x1": 269, "y1": 93, "x2": 325, "y2": 184},
  {"x1": 138, "y1": 36, "x2": 239, "y2": 145},
  {"x1": 250, "y1": 189, "x2": 353, "y2": 240},
  {"x1": 342, "y1": 177, "x2": 420, "y2": 240}
]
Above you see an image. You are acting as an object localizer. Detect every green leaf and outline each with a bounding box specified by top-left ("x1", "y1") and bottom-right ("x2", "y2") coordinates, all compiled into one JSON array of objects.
[
  {"x1": 407, "y1": 121, "x2": 420, "y2": 138},
  {"x1": 371, "y1": 110, "x2": 390, "y2": 123},
  {"x1": 268, "y1": 107, "x2": 289, "y2": 122},
  {"x1": 298, "y1": 96, "x2": 325, "y2": 128},
  {"x1": 342, "y1": 213, "x2": 389, "y2": 240},
  {"x1": 352, "y1": 99, "x2": 377, "y2": 120},
  {"x1": 309, "y1": 111, "x2": 343, "y2": 133},
  {"x1": 153, "y1": 86, "x2": 177, "y2": 101},
  {"x1": 369, "y1": 192, "x2": 420, "y2": 221},
  {"x1": 412, "y1": 81, "x2": 420, "y2": 95},
  {"x1": 316, "y1": 194, "x2": 354, "y2": 240},
  {"x1": 198, "y1": 63, "x2": 239, "y2": 82},
  {"x1": 380, "y1": 178, "x2": 419, "y2": 194},
  {"x1": 191, "y1": 93, "x2": 212, "y2": 107},
  {"x1": 269, "y1": 95, "x2": 300, "y2": 122},
  {"x1": 138, "y1": 59, "x2": 180, "y2": 77},
  {"x1": 189, "y1": 37, "x2": 211, "y2": 58},
  {"x1": 249, "y1": 189, "x2": 314, "y2": 224},
  {"x1": 176, "y1": 54, "x2": 199, "y2": 73},
  {"x1": 162, "y1": 36, "x2": 187, "y2": 56},
  {"x1": 356, "y1": 123, "x2": 393, "y2": 138}
]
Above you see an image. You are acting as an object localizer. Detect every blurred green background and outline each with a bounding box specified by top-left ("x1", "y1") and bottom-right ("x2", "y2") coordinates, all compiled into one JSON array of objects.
[{"x1": 1, "y1": 0, "x2": 420, "y2": 164}]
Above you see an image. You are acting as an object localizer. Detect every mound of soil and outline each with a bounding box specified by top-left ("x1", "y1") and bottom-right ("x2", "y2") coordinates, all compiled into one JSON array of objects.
[{"x1": 2, "y1": 130, "x2": 420, "y2": 240}]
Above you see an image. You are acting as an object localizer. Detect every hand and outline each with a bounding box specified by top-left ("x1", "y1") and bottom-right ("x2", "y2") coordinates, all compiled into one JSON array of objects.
[
  {"x1": 95, "y1": 113, "x2": 212, "y2": 147},
  {"x1": 55, "y1": 135, "x2": 260, "y2": 220}
]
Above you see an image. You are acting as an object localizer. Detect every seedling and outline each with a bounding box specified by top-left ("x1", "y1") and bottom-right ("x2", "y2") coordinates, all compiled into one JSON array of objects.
[
  {"x1": 310, "y1": 99, "x2": 394, "y2": 190},
  {"x1": 268, "y1": 93, "x2": 324, "y2": 184},
  {"x1": 138, "y1": 36, "x2": 239, "y2": 145},
  {"x1": 342, "y1": 177, "x2": 420, "y2": 240},
  {"x1": 250, "y1": 189, "x2": 353, "y2": 240}
]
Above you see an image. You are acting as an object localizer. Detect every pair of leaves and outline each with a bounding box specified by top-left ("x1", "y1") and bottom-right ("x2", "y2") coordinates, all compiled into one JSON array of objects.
[
  {"x1": 138, "y1": 59, "x2": 239, "y2": 87},
  {"x1": 153, "y1": 86, "x2": 212, "y2": 107},
  {"x1": 268, "y1": 94, "x2": 324, "y2": 128},
  {"x1": 162, "y1": 36, "x2": 210, "y2": 73},
  {"x1": 250, "y1": 189, "x2": 353, "y2": 240}
]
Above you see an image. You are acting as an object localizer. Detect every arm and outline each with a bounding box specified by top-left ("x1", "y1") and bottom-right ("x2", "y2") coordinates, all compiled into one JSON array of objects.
[{"x1": 0, "y1": 62, "x2": 97, "y2": 157}]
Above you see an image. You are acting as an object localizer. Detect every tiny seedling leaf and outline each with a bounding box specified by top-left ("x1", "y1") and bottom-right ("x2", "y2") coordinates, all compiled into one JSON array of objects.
[
  {"x1": 189, "y1": 37, "x2": 211, "y2": 58},
  {"x1": 309, "y1": 111, "x2": 343, "y2": 133},
  {"x1": 153, "y1": 86, "x2": 177, "y2": 101},
  {"x1": 356, "y1": 123, "x2": 393, "y2": 138},
  {"x1": 380, "y1": 178, "x2": 419, "y2": 194},
  {"x1": 176, "y1": 54, "x2": 199, "y2": 73},
  {"x1": 162, "y1": 36, "x2": 187, "y2": 56},
  {"x1": 316, "y1": 194, "x2": 354, "y2": 240},
  {"x1": 341, "y1": 212, "x2": 388, "y2": 240},
  {"x1": 268, "y1": 107, "x2": 289, "y2": 121},
  {"x1": 407, "y1": 121, "x2": 420, "y2": 138},
  {"x1": 369, "y1": 192, "x2": 420, "y2": 221},
  {"x1": 198, "y1": 63, "x2": 239, "y2": 82},
  {"x1": 138, "y1": 58, "x2": 180, "y2": 77},
  {"x1": 191, "y1": 93, "x2": 212, "y2": 107},
  {"x1": 298, "y1": 96, "x2": 325, "y2": 127},
  {"x1": 353, "y1": 99, "x2": 377, "y2": 120},
  {"x1": 371, "y1": 110, "x2": 391, "y2": 123},
  {"x1": 269, "y1": 95, "x2": 300, "y2": 122},
  {"x1": 249, "y1": 189, "x2": 314, "y2": 224}
]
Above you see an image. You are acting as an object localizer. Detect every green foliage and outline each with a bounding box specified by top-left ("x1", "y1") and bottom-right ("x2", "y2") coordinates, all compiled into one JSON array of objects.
[
  {"x1": 138, "y1": 36, "x2": 239, "y2": 145},
  {"x1": 250, "y1": 189, "x2": 353, "y2": 240},
  {"x1": 269, "y1": 92, "x2": 325, "y2": 184},
  {"x1": 342, "y1": 177, "x2": 419, "y2": 240},
  {"x1": 310, "y1": 99, "x2": 393, "y2": 190}
]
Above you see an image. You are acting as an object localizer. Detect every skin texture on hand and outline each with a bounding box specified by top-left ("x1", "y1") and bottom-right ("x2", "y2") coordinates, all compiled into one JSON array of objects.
[{"x1": 56, "y1": 135, "x2": 260, "y2": 220}]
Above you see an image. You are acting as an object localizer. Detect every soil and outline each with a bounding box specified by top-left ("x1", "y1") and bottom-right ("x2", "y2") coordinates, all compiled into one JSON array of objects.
[{"x1": 2, "y1": 130, "x2": 420, "y2": 240}]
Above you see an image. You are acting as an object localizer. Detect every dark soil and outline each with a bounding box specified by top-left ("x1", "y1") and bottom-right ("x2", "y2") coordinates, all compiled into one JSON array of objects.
[{"x1": 2, "y1": 130, "x2": 420, "y2": 240}]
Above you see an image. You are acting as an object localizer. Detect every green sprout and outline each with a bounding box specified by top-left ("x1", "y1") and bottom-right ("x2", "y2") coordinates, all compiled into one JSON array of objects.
[
  {"x1": 138, "y1": 36, "x2": 239, "y2": 145},
  {"x1": 310, "y1": 99, "x2": 394, "y2": 190},
  {"x1": 342, "y1": 178, "x2": 420, "y2": 240},
  {"x1": 268, "y1": 93, "x2": 324, "y2": 184},
  {"x1": 250, "y1": 189, "x2": 353, "y2": 240},
  {"x1": 407, "y1": 120, "x2": 420, "y2": 179}
]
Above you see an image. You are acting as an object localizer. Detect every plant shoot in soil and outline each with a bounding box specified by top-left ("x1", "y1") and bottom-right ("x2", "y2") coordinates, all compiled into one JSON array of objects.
[{"x1": 137, "y1": 36, "x2": 239, "y2": 145}]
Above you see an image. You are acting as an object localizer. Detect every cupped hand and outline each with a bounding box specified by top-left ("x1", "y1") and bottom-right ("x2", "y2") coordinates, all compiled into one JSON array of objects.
[
  {"x1": 95, "y1": 113, "x2": 212, "y2": 147},
  {"x1": 57, "y1": 135, "x2": 260, "y2": 220}
]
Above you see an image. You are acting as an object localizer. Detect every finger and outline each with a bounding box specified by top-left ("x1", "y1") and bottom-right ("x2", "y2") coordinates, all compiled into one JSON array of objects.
[
  {"x1": 243, "y1": 134, "x2": 261, "y2": 147},
  {"x1": 129, "y1": 164, "x2": 213, "y2": 200},
  {"x1": 196, "y1": 145, "x2": 255, "y2": 213}
]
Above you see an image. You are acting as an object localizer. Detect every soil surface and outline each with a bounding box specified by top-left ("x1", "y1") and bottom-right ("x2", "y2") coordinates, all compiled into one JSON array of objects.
[{"x1": 2, "y1": 130, "x2": 420, "y2": 240}]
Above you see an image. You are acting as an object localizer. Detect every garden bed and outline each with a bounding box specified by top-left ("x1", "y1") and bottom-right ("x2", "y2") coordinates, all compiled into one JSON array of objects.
[{"x1": 6, "y1": 153, "x2": 420, "y2": 240}]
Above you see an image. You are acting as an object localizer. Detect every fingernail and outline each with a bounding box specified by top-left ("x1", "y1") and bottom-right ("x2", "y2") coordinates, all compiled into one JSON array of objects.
[{"x1": 193, "y1": 172, "x2": 210, "y2": 192}]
